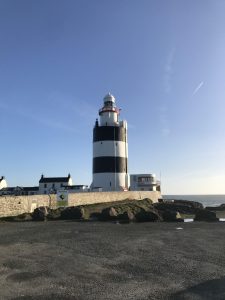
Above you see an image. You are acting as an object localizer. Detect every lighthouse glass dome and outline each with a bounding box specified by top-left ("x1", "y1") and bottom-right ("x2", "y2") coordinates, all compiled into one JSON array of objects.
[{"x1": 103, "y1": 93, "x2": 115, "y2": 104}]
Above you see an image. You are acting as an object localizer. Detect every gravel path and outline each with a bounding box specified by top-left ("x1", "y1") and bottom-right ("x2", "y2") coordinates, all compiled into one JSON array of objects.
[{"x1": 0, "y1": 221, "x2": 225, "y2": 300}]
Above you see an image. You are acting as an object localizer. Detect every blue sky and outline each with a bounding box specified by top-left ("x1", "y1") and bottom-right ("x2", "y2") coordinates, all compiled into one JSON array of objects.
[{"x1": 0, "y1": 0, "x2": 225, "y2": 194}]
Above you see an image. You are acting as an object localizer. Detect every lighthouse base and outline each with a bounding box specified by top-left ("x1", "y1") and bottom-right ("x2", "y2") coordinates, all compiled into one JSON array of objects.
[{"x1": 92, "y1": 173, "x2": 130, "y2": 192}]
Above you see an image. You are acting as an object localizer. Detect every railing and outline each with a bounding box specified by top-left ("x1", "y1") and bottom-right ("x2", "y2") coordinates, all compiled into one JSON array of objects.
[{"x1": 99, "y1": 107, "x2": 120, "y2": 114}]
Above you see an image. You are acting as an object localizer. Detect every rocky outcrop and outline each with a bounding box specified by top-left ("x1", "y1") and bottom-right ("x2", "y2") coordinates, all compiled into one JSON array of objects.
[
  {"x1": 32, "y1": 206, "x2": 50, "y2": 221},
  {"x1": 135, "y1": 209, "x2": 162, "y2": 222},
  {"x1": 205, "y1": 204, "x2": 225, "y2": 211},
  {"x1": 0, "y1": 213, "x2": 33, "y2": 222},
  {"x1": 172, "y1": 200, "x2": 203, "y2": 210},
  {"x1": 194, "y1": 209, "x2": 219, "y2": 222},
  {"x1": 47, "y1": 207, "x2": 65, "y2": 220},
  {"x1": 60, "y1": 206, "x2": 85, "y2": 220},
  {"x1": 161, "y1": 210, "x2": 184, "y2": 222},
  {"x1": 154, "y1": 200, "x2": 203, "y2": 214},
  {"x1": 98, "y1": 198, "x2": 160, "y2": 222}
]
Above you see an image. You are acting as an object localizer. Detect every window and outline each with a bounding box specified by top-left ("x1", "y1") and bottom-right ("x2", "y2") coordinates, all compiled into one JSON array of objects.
[
  {"x1": 44, "y1": 184, "x2": 47, "y2": 188},
  {"x1": 52, "y1": 183, "x2": 55, "y2": 188}
]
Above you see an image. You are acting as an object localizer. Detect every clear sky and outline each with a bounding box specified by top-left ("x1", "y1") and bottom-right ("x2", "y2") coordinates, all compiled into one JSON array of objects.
[{"x1": 0, "y1": 0, "x2": 225, "y2": 194}]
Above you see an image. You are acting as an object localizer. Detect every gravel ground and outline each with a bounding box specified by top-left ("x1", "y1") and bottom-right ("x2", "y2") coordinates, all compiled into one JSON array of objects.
[{"x1": 0, "y1": 221, "x2": 225, "y2": 300}]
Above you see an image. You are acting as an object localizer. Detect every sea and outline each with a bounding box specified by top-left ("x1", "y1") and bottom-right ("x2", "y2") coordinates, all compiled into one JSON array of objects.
[{"x1": 163, "y1": 195, "x2": 225, "y2": 208}]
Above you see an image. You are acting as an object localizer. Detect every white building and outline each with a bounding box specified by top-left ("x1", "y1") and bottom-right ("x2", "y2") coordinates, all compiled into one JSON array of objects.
[
  {"x1": 64, "y1": 185, "x2": 89, "y2": 193},
  {"x1": 0, "y1": 176, "x2": 7, "y2": 190},
  {"x1": 39, "y1": 174, "x2": 73, "y2": 194},
  {"x1": 130, "y1": 174, "x2": 161, "y2": 192},
  {"x1": 91, "y1": 93, "x2": 129, "y2": 191}
]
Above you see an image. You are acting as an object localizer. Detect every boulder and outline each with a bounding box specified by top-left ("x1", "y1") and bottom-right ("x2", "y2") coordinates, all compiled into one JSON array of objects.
[
  {"x1": 154, "y1": 200, "x2": 203, "y2": 214},
  {"x1": 0, "y1": 213, "x2": 33, "y2": 222},
  {"x1": 47, "y1": 207, "x2": 65, "y2": 220},
  {"x1": 194, "y1": 209, "x2": 219, "y2": 222},
  {"x1": 135, "y1": 209, "x2": 162, "y2": 222},
  {"x1": 206, "y1": 204, "x2": 225, "y2": 211},
  {"x1": 173, "y1": 200, "x2": 203, "y2": 210},
  {"x1": 14, "y1": 213, "x2": 33, "y2": 222},
  {"x1": 118, "y1": 211, "x2": 136, "y2": 223},
  {"x1": 162, "y1": 210, "x2": 184, "y2": 222},
  {"x1": 32, "y1": 206, "x2": 50, "y2": 221},
  {"x1": 60, "y1": 206, "x2": 85, "y2": 220},
  {"x1": 99, "y1": 207, "x2": 118, "y2": 221},
  {"x1": 123, "y1": 210, "x2": 136, "y2": 222}
]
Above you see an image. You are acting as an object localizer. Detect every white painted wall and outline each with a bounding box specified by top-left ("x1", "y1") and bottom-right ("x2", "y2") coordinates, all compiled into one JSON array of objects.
[
  {"x1": 92, "y1": 173, "x2": 129, "y2": 191},
  {"x1": 130, "y1": 174, "x2": 157, "y2": 191},
  {"x1": 100, "y1": 111, "x2": 118, "y2": 126},
  {"x1": 39, "y1": 178, "x2": 73, "y2": 194},
  {"x1": 0, "y1": 178, "x2": 7, "y2": 190},
  {"x1": 93, "y1": 141, "x2": 128, "y2": 157}
]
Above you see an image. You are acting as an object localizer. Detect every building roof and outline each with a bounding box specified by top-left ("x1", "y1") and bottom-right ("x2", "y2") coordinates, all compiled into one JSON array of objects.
[
  {"x1": 22, "y1": 187, "x2": 39, "y2": 191},
  {"x1": 0, "y1": 186, "x2": 39, "y2": 192},
  {"x1": 39, "y1": 174, "x2": 71, "y2": 183},
  {"x1": 0, "y1": 187, "x2": 14, "y2": 192}
]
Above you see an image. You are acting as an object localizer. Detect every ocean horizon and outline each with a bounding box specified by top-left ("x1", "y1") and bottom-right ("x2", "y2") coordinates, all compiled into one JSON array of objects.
[{"x1": 163, "y1": 194, "x2": 225, "y2": 207}]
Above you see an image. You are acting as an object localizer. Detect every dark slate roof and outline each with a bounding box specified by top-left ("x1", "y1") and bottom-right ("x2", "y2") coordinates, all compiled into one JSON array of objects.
[
  {"x1": 39, "y1": 177, "x2": 70, "y2": 183},
  {"x1": 0, "y1": 187, "x2": 14, "y2": 192},
  {"x1": 22, "y1": 187, "x2": 39, "y2": 191},
  {"x1": 1, "y1": 186, "x2": 39, "y2": 192}
]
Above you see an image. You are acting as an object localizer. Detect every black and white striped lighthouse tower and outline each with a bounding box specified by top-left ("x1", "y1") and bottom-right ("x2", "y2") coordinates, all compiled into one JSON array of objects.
[{"x1": 92, "y1": 93, "x2": 129, "y2": 191}]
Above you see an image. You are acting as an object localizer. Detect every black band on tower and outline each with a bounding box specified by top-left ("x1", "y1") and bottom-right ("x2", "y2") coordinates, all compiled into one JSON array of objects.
[
  {"x1": 93, "y1": 157, "x2": 128, "y2": 173},
  {"x1": 93, "y1": 126, "x2": 126, "y2": 142}
]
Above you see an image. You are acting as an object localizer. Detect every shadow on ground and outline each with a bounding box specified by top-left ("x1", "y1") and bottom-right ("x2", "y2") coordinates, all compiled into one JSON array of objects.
[{"x1": 170, "y1": 277, "x2": 225, "y2": 300}]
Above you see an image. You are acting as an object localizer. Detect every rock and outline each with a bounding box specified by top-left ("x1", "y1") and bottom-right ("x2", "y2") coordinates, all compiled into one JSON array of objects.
[
  {"x1": 125, "y1": 210, "x2": 136, "y2": 221},
  {"x1": 0, "y1": 213, "x2": 33, "y2": 222},
  {"x1": 47, "y1": 207, "x2": 65, "y2": 220},
  {"x1": 14, "y1": 213, "x2": 33, "y2": 221},
  {"x1": 162, "y1": 210, "x2": 184, "y2": 222},
  {"x1": 154, "y1": 200, "x2": 203, "y2": 214},
  {"x1": 206, "y1": 204, "x2": 225, "y2": 211},
  {"x1": 194, "y1": 209, "x2": 219, "y2": 222},
  {"x1": 118, "y1": 211, "x2": 136, "y2": 223},
  {"x1": 173, "y1": 200, "x2": 203, "y2": 210},
  {"x1": 99, "y1": 207, "x2": 118, "y2": 221},
  {"x1": 60, "y1": 206, "x2": 85, "y2": 220},
  {"x1": 135, "y1": 209, "x2": 162, "y2": 222},
  {"x1": 32, "y1": 206, "x2": 50, "y2": 221}
]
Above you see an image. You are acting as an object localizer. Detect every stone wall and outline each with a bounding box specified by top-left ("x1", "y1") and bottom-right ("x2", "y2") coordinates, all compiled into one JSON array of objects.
[
  {"x1": 0, "y1": 195, "x2": 57, "y2": 217},
  {"x1": 68, "y1": 191, "x2": 161, "y2": 206},
  {"x1": 0, "y1": 191, "x2": 161, "y2": 217}
]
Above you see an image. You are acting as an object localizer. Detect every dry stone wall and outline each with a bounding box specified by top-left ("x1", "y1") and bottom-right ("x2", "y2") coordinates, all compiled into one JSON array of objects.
[
  {"x1": 0, "y1": 191, "x2": 161, "y2": 217},
  {"x1": 0, "y1": 195, "x2": 57, "y2": 217},
  {"x1": 68, "y1": 191, "x2": 161, "y2": 206}
]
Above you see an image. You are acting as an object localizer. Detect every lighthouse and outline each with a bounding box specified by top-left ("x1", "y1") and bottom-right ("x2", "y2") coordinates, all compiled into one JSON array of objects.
[{"x1": 92, "y1": 93, "x2": 130, "y2": 191}]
